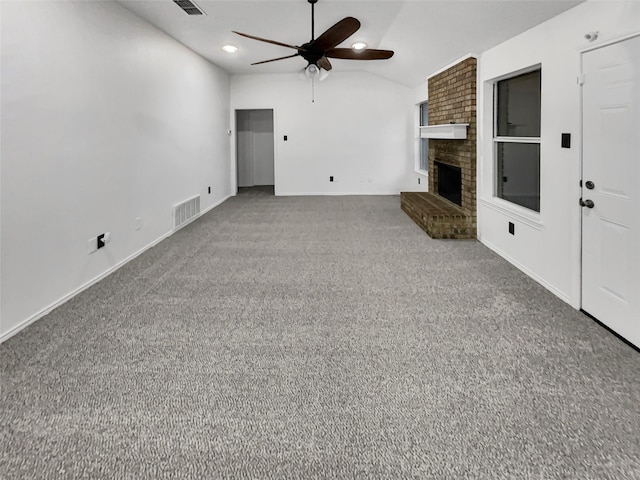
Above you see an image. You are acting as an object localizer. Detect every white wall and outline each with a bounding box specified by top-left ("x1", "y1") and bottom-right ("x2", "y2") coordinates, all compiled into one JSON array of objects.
[
  {"x1": 230, "y1": 72, "x2": 417, "y2": 195},
  {"x1": 477, "y1": 0, "x2": 640, "y2": 307},
  {"x1": 0, "y1": 1, "x2": 232, "y2": 340}
]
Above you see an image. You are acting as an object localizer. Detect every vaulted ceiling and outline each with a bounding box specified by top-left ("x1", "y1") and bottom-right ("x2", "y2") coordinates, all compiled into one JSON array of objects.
[{"x1": 119, "y1": 0, "x2": 584, "y2": 88}]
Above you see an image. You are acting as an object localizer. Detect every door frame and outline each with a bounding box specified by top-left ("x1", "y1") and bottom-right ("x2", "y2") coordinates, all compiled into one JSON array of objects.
[{"x1": 232, "y1": 108, "x2": 277, "y2": 195}]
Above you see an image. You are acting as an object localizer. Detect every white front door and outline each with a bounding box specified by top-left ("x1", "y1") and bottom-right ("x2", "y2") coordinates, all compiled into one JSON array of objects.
[{"x1": 581, "y1": 35, "x2": 640, "y2": 347}]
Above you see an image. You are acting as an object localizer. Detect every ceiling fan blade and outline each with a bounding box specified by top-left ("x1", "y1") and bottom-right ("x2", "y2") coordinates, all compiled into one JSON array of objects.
[
  {"x1": 326, "y1": 48, "x2": 394, "y2": 60},
  {"x1": 252, "y1": 53, "x2": 300, "y2": 65},
  {"x1": 233, "y1": 31, "x2": 306, "y2": 52},
  {"x1": 312, "y1": 17, "x2": 361, "y2": 52},
  {"x1": 317, "y1": 56, "x2": 332, "y2": 71}
]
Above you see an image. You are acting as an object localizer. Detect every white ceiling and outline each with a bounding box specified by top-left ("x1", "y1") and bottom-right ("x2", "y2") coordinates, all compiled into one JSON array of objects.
[{"x1": 118, "y1": 0, "x2": 584, "y2": 88}]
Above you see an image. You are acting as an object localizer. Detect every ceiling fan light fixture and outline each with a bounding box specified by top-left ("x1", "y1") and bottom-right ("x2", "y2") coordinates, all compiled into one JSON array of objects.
[
  {"x1": 222, "y1": 44, "x2": 238, "y2": 53},
  {"x1": 305, "y1": 64, "x2": 321, "y2": 78},
  {"x1": 234, "y1": 2, "x2": 394, "y2": 80}
]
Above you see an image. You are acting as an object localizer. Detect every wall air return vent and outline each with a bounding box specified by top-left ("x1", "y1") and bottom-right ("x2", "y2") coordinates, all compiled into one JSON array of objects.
[
  {"x1": 173, "y1": 0, "x2": 205, "y2": 16},
  {"x1": 173, "y1": 195, "x2": 201, "y2": 230}
]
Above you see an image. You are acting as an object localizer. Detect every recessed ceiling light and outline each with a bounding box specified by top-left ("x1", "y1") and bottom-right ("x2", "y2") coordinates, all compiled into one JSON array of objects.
[
  {"x1": 222, "y1": 44, "x2": 238, "y2": 53},
  {"x1": 351, "y1": 42, "x2": 367, "y2": 51}
]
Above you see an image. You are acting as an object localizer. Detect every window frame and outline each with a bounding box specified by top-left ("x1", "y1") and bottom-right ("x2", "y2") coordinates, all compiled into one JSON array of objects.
[
  {"x1": 415, "y1": 101, "x2": 429, "y2": 175},
  {"x1": 492, "y1": 68, "x2": 542, "y2": 213}
]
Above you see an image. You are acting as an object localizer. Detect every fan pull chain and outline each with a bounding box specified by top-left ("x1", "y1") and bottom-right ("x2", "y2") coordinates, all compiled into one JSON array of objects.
[{"x1": 311, "y1": 77, "x2": 315, "y2": 103}]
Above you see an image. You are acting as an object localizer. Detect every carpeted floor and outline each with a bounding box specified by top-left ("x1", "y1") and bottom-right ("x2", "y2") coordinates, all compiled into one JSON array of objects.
[{"x1": 1, "y1": 193, "x2": 639, "y2": 479}]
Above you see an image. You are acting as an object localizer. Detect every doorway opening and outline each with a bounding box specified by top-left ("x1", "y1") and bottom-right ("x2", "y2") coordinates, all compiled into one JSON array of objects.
[{"x1": 236, "y1": 109, "x2": 275, "y2": 195}]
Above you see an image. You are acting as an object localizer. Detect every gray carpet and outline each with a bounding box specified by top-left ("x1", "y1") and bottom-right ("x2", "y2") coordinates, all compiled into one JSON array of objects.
[{"x1": 1, "y1": 193, "x2": 639, "y2": 479}]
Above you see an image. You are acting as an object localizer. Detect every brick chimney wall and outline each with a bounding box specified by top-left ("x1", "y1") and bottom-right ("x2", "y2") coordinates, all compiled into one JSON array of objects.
[{"x1": 428, "y1": 57, "x2": 477, "y2": 217}]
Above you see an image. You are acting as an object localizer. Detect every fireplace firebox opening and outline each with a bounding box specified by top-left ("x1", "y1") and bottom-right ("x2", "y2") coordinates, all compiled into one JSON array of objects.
[{"x1": 436, "y1": 161, "x2": 462, "y2": 207}]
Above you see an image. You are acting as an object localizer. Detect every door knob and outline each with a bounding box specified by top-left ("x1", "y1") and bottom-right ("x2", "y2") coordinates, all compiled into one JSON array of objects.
[{"x1": 580, "y1": 198, "x2": 595, "y2": 208}]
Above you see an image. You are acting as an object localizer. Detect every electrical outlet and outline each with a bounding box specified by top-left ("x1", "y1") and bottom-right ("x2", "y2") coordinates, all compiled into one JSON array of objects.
[
  {"x1": 97, "y1": 233, "x2": 106, "y2": 249},
  {"x1": 329, "y1": 176, "x2": 334, "y2": 182},
  {"x1": 509, "y1": 222, "x2": 515, "y2": 235},
  {"x1": 208, "y1": 186, "x2": 211, "y2": 194}
]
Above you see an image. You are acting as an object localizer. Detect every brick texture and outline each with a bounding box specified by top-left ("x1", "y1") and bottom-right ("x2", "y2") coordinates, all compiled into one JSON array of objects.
[
  {"x1": 401, "y1": 57, "x2": 477, "y2": 240},
  {"x1": 400, "y1": 192, "x2": 476, "y2": 239}
]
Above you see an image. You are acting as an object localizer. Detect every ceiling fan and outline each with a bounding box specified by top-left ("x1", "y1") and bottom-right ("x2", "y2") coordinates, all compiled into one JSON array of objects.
[{"x1": 233, "y1": 0, "x2": 394, "y2": 77}]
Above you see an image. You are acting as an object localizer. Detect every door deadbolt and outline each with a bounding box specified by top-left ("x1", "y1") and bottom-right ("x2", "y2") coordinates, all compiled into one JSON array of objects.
[
  {"x1": 585, "y1": 181, "x2": 595, "y2": 190},
  {"x1": 580, "y1": 198, "x2": 595, "y2": 208}
]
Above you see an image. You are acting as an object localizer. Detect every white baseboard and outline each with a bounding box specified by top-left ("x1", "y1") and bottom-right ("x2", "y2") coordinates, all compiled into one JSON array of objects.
[
  {"x1": 276, "y1": 191, "x2": 400, "y2": 196},
  {"x1": 0, "y1": 194, "x2": 232, "y2": 344},
  {"x1": 478, "y1": 236, "x2": 576, "y2": 307},
  {"x1": 206, "y1": 194, "x2": 233, "y2": 212}
]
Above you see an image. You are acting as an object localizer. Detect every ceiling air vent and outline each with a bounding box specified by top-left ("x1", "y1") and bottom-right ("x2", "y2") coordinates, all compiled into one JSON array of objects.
[{"x1": 173, "y1": 0, "x2": 205, "y2": 16}]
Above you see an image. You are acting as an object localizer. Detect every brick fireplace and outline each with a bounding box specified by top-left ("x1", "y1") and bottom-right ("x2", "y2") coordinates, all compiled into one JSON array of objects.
[{"x1": 401, "y1": 57, "x2": 477, "y2": 239}]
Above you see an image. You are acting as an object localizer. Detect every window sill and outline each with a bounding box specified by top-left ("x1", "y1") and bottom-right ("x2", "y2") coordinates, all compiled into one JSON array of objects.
[
  {"x1": 415, "y1": 169, "x2": 428, "y2": 176},
  {"x1": 480, "y1": 198, "x2": 543, "y2": 230}
]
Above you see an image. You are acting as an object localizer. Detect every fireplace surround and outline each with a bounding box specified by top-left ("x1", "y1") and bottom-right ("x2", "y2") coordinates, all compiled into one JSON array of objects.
[{"x1": 401, "y1": 56, "x2": 477, "y2": 239}]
